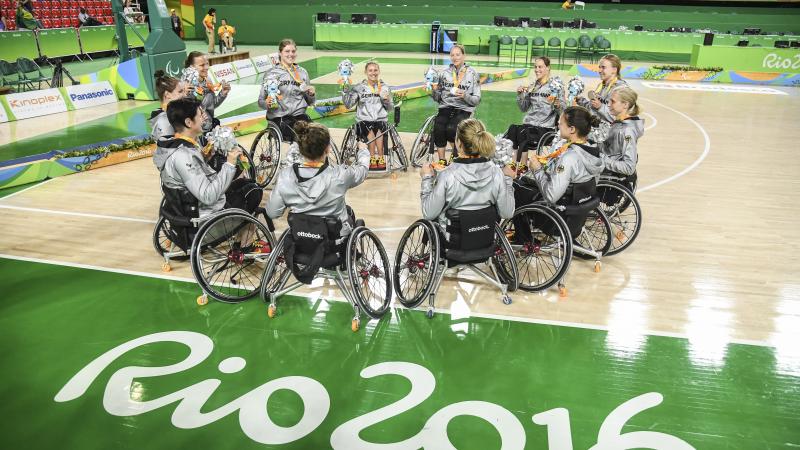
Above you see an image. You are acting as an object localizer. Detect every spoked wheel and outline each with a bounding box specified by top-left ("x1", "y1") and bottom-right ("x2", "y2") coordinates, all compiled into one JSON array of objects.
[
  {"x1": 328, "y1": 139, "x2": 341, "y2": 165},
  {"x1": 491, "y1": 223, "x2": 519, "y2": 292},
  {"x1": 347, "y1": 227, "x2": 392, "y2": 319},
  {"x1": 339, "y1": 126, "x2": 358, "y2": 166},
  {"x1": 249, "y1": 124, "x2": 282, "y2": 187},
  {"x1": 259, "y1": 230, "x2": 292, "y2": 304},
  {"x1": 410, "y1": 115, "x2": 435, "y2": 168},
  {"x1": 191, "y1": 210, "x2": 275, "y2": 303},
  {"x1": 393, "y1": 220, "x2": 440, "y2": 308},
  {"x1": 574, "y1": 207, "x2": 612, "y2": 259},
  {"x1": 153, "y1": 216, "x2": 190, "y2": 260},
  {"x1": 536, "y1": 131, "x2": 559, "y2": 157},
  {"x1": 597, "y1": 180, "x2": 641, "y2": 256},
  {"x1": 388, "y1": 126, "x2": 408, "y2": 171},
  {"x1": 503, "y1": 205, "x2": 573, "y2": 292}
]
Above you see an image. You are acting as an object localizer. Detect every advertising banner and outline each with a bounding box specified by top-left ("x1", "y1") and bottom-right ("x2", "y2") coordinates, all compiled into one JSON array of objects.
[
  {"x1": 4, "y1": 88, "x2": 68, "y2": 120},
  {"x1": 64, "y1": 82, "x2": 118, "y2": 110},
  {"x1": 251, "y1": 55, "x2": 276, "y2": 73},
  {"x1": 233, "y1": 59, "x2": 257, "y2": 79},
  {"x1": 209, "y1": 63, "x2": 238, "y2": 83}
]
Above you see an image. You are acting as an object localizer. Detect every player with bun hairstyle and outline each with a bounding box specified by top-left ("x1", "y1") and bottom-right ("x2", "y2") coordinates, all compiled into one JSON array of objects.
[
  {"x1": 266, "y1": 122, "x2": 369, "y2": 239},
  {"x1": 420, "y1": 118, "x2": 516, "y2": 225},
  {"x1": 150, "y1": 70, "x2": 188, "y2": 142}
]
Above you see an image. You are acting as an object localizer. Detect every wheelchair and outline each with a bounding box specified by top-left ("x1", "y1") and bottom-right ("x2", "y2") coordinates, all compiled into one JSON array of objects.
[
  {"x1": 503, "y1": 178, "x2": 612, "y2": 297},
  {"x1": 393, "y1": 206, "x2": 519, "y2": 319},
  {"x1": 338, "y1": 104, "x2": 408, "y2": 178},
  {"x1": 259, "y1": 211, "x2": 392, "y2": 332},
  {"x1": 409, "y1": 113, "x2": 436, "y2": 168},
  {"x1": 249, "y1": 120, "x2": 340, "y2": 188},
  {"x1": 152, "y1": 148, "x2": 278, "y2": 305}
]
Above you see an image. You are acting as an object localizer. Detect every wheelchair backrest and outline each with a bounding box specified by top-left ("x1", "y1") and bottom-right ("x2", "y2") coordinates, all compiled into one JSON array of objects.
[
  {"x1": 285, "y1": 213, "x2": 343, "y2": 284},
  {"x1": 444, "y1": 206, "x2": 498, "y2": 263},
  {"x1": 558, "y1": 179, "x2": 600, "y2": 239},
  {"x1": 160, "y1": 185, "x2": 199, "y2": 227}
]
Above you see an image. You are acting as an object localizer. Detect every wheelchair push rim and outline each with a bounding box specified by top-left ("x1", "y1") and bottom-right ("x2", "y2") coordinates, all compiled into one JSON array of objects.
[
  {"x1": 491, "y1": 223, "x2": 519, "y2": 292},
  {"x1": 259, "y1": 230, "x2": 292, "y2": 302},
  {"x1": 597, "y1": 180, "x2": 642, "y2": 256},
  {"x1": 347, "y1": 227, "x2": 393, "y2": 319},
  {"x1": 410, "y1": 115, "x2": 436, "y2": 168},
  {"x1": 574, "y1": 207, "x2": 612, "y2": 259},
  {"x1": 249, "y1": 124, "x2": 282, "y2": 187},
  {"x1": 191, "y1": 210, "x2": 275, "y2": 303},
  {"x1": 393, "y1": 220, "x2": 440, "y2": 308}
]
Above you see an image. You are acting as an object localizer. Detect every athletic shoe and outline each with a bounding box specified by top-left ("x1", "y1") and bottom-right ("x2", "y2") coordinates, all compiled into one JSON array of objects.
[
  {"x1": 247, "y1": 240, "x2": 271, "y2": 254},
  {"x1": 517, "y1": 163, "x2": 529, "y2": 175},
  {"x1": 376, "y1": 156, "x2": 386, "y2": 169},
  {"x1": 437, "y1": 159, "x2": 448, "y2": 167},
  {"x1": 369, "y1": 156, "x2": 378, "y2": 170}
]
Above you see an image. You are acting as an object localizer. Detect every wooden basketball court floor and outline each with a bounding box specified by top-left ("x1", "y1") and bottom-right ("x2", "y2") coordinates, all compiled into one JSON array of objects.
[{"x1": 2, "y1": 58, "x2": 798, "y2": 345}]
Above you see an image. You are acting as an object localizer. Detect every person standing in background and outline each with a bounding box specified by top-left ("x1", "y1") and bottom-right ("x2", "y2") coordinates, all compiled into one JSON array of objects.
[
  {"x1": 170, "y1": 9, "x2": 182, "y2": 37},
  {"x1": 203, "y1": 8, "x2": 217, "y2": 54}
]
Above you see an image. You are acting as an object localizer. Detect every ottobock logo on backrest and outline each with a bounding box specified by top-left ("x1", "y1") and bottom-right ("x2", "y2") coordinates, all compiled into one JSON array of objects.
[
  {"x1": 468, "y1": 225, "x2": 490, "y2": 233},
  {"x1": 297, "y1": 231, "x2": 323, "y2": 239}
]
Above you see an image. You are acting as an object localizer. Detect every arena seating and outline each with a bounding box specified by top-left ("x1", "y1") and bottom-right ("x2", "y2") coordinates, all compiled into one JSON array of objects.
[{"x1": 0, "y1": 0, "x2": 114, "y2": 30}]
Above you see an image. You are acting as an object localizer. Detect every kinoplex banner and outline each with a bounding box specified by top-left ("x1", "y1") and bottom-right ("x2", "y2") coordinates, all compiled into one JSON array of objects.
[
  {"x1": 233, "y1": 59, "x2": 257, "y2": 79},
  {"x1": 251, "y1": 54, "x2": 276, "y2": 73},
  {"x1": 209, "y1": 63, "x2": 238, "y2": 83},
  {"x1": 64, "y1": 82, "x2": 118, "y2": 110},
  {"x1": 4, "y1": 88, "x2": 68, "y2": 120}
]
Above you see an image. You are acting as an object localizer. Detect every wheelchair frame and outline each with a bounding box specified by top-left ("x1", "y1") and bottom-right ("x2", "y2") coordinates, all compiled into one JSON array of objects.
[
  {"x1": 260, "y1": 224, "x2": 392, "y2": 332},
  {"x1": 394, "y1": 219, "x2": 518, "y2": 319},
  {"x1": 338, "y1": 104, "x2": 408, "y2": 177}
]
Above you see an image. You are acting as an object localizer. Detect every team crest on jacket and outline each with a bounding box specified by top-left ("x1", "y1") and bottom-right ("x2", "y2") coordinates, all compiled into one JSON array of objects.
[
  {"x1": 625, "y1": 135, "x2": 632, "y2": 142},
  {"x1": 556, "y1": 165, "x2": 565, "y2": 173}
]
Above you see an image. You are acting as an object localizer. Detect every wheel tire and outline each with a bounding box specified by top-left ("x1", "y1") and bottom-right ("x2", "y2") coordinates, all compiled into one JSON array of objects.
[
  {"x1": 347, "y1": 227, "x2": 392, "y2": 319},
  {"x1": 393, "y1": 220, "x2": 440, "y2": 308}
]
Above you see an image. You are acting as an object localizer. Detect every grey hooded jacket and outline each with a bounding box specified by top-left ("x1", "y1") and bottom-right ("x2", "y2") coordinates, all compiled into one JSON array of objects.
[
  {"x1": 431, "y1": 63, "x2": 481, "y2": 113},
  {"x1": 525, "y1": 143, "x2": 605, "y2": 205},
  {"x1": 258, "y1": 64, "x2": 315, "y2": 119},
  {"x1": 149, "y1": 108, "x2": 173, "y2": 143},
  {"x1": 598, "y1": 116, "x2": 644, "y2": 176},
  {"x1": 199, "y1": 86, "x2": 228, "y2": 132},
  {"x1": 266, "y1": 148, "x2": 370, "y2": 238},
  {"x1": 154, "y1": 136, "x2": 236, "y2": 217},
  {"x1": 421, "y1": 159, "x2": 515, "y2": 226},
  {"x1": 518, "y1": 77, "x2": 566, "y2": 128},
  {"x1": 342, "y1": 79, "x2": 393, "y2": 122}
]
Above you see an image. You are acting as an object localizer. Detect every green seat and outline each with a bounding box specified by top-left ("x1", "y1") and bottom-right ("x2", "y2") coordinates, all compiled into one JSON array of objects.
[
  {"x1": 513, "y1": 36, "x2": 529, "y2": 66},
  {"x1": 498, "y1": 35, "x2": 513, "y2": 64},
  {"x1": 577, "y1": 35, "x2": 593, "y2": 63},
  {"x1": 531, "y1": 36, "x2": 546, "y2": 60},
  {"x1": 0, "y1": 60, "x2": 27, "y2": 92},
  {"x1": 598, "y1": 38, "x2": 612, "y2": 55},
  {"x1": 16, "y1": 57, "x2": 49, "y2": 91},
  {"x1": 546, "y1": 37, "x2": 562, "y2": 67},
  {"x1": 593, "y1": 35, "x2": 605, "y2": 47},
  {"x1": 563, "y1": 37, "x2": 579, "y2": 65}
]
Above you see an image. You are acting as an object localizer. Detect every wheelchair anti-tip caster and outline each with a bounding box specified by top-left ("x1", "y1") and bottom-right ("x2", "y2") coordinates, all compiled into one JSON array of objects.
[
  {"x1": 390, "y1": 172, "x2": 398, "y2": 180},
  {"x1": 267, "y1": 304, "x2": 277, "y2": 318},
  {"x1": 558, "y1": 282, "x2": 567, "y2": 298},
  {"x1": 594, "y1": 261, "x2": 601, "y2": 273},
  {"x1": 426, "y1": 308, "x2": 434, "y2": 319},
  {"x1": 196, "y1": 294, "x2": 208, "y2": 306},
  {"x1": 162, "y1": 262, "x2": 172, "y2": 272},
  {"x1": 351, "y1": 318, "x2": 360, "y2": 332},
  {"x1": 502, "y1": 295, "x2": 512, "y2": 305}
]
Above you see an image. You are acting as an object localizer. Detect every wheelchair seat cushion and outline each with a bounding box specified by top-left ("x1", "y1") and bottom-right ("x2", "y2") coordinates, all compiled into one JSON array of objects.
[{"x1": 444, "y1": 205, "x2": 498, "y2": 264}]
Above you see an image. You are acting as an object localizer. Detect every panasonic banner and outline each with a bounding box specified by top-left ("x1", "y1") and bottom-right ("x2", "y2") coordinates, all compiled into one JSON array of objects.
[{"x1": 65, "y1": 82, "x2": 118, "y2": 109}]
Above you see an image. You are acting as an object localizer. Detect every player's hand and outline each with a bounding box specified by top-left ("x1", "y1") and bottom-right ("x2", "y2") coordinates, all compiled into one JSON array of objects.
[
  {"x1": 420, "y1": 163, "x2": 434, "y2": 177},
  {"x1": 528, "y1": 155, "x2": 543, "y2": 172},
  {"x1": 502, "y1": 164, "x2": 516, "y2": 178},
  {"x1": 265, "y1": 95, "x2": 274, "y2": 106},
  {"x1": 455, "y1": 89, "x2": 465, "y2": 98},
  {"x1": 226, "y1": 147, "x2": 242, "y2": 165},
  {"x1": 221, "y1": 81, "x2": 231, "y2": 94},
  {"x1": 590, "y1": 98, "x2": 601, "y2": 109},
  {"x1": 305, "y1": 86, "x2": 316, "y2": 96},
  {"x1": 517, "y1": 85, "x2": 527, "y2": 94}
]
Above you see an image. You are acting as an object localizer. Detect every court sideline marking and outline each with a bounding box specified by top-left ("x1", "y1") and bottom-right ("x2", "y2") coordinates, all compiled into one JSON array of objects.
[{"x1": 0, "y1": 252, "x2": 773, "y2": 350}]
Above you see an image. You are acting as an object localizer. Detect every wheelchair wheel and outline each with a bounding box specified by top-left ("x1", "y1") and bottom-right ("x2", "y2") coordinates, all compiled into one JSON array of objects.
[
  {"x1": 574, "y1": 207, "x2": 612, "y2": 259},
  {"x1": 388, "y1": 126, "x2": 409, "y2": 171},
  {"x1": 597, "y1": 181, "x2": 641, "y2": 256},
  {"x1": 249, "y1": 123, "x2": 282, "y2": 187},
  {"x1": 410, "y1": 115, "x2": 435, "y2": 168},
  {"x1": 503, "y1": 204, "x2": 573, "y2": 292},
  {"x1": 259, "y1": 230, "x2": 292, "y2": 301},
  {"x1": 153, "y1": 216, "x2": 172, "y2": 256},
  {"x1": 191, "y1": 209, "x2": 275, "y2": 303},
  {"x1": 393, "y1": 220, "x2": 440, "y2": 308},
  {"x1": 536, "y1": 131, "x2": 559, "y2": 156},
  {"x1": 491, "y1": 223, "x2": 519, "y2": 292},
  {"x1": 339, "y1": 125, "x2": 358, "y2": 166},
  {"x1": 328, "y1": 139, "x2": 341, "y2": 165},
  {"x1": 346, "y1": 227, "x2": 392, "y2": 319}
]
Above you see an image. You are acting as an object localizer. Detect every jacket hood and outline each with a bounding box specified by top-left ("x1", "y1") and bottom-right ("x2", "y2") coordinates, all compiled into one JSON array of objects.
[
  {"x1": 572, "y1": 143, "x2": 604, "y2": 177},
  {"x1": 449, "y1": 158, "x2": 496, "y2": 191},
  {"x1": 290, "y1": 164, "x2": 331, "y2": 203},
  {"x1": 149, "y1": 108, "x2": 164, "y2": 121},
  {"x1": 154, "y1": 136, "x2": 192, "y2": 171},
  {"x1": 620, "y1": 116, "x2": 645, "y2": 140}
]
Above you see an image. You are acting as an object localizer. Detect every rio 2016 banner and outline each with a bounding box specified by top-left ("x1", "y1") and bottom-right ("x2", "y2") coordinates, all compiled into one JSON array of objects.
[{"x1": 0, "y1": 82, "x2": 117, "y2": 123}]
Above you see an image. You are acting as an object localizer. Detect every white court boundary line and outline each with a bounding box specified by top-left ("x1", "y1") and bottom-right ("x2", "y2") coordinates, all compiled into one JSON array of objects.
[
  {"x1": 0, "y1": 178, "x2": 54, "y2": 200},
  {"x1": 642, "y1": 112, "x2": 657, "y2": 131},
  {"x1": 0, "y1": 204, "x2": 157, "y2": 224},
  {"x1": 637, "y1": 97, "x2": 711, "y2": 193},
  {"x1": 0, "y1": 253, "x2": 774, "y2": 349}
]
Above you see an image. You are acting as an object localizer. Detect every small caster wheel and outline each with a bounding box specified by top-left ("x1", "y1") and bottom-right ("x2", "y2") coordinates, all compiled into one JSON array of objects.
[
  {"x1": 267, "y1": 304, "x2": 277, "y2": 318},
  {"x1": 594, "y1": 261, "x2": 601, "y2": 273},
  {"x1": 390, "y1": 172, "x2": 398, "y2": 180},
  {"x1": 351, "y1": 318, "x2": 360, "y2": 332},
  {"x1": 615, "y1": 230, "x2": 625, "y2": 241},
  {"x1": 161, "y1": 262, "x2": 172, "y2": 272},
  {"x1": 196, "y1": 294, "x2": 208, "y2": 306},
  {"x1": 163, "y1": 239, "x2": 172, "y2": 247},
  {"x1": 257, "y1": 175, "x2": 265, "y2": 184},
  {"x1": 426, "y1": 308, "x2": 434, "y2": 319},
  {"x1": 502, "y1": 295, "x2": 512, "y2": 305}
]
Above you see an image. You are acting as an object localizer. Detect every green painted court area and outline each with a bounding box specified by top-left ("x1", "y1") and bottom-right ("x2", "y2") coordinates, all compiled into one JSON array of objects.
[{"x1": 1, "y1": 257, "x2": 797, "y2": 449}]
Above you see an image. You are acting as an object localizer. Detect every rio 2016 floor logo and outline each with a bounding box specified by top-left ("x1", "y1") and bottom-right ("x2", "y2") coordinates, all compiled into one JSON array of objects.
[{"x1": 55, "y1": 331, "x2": 695, "y2": 449}]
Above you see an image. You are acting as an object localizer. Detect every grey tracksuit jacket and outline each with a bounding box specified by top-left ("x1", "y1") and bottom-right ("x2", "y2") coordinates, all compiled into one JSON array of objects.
[
  {"x1": 199, "y1": 85, "x2": 228, "y2": 132},
  {"x1": 518, "y1": 77, "x2": 566, "y2": 128},
  {"x1": 258, "y1": 64, "x2": 315, "y2": 119},
  {"x1": 524, "y1": 143, "x2": 605, "y2": 205},
  {"x1": 421, "y1": 158, "x2": 515, "y2": 227},
  {"x1": 342, "y1": 79, "x2": 393, "y2": 122},
  {"x1": 598, "y1": 116, "x2": 644, "y2": 176},
  {"x1": 266, "y1": 148, "x2": 370, "y2": 239},
  {"x1": 154, "y1": 136, "x2": 236, "y2": 217},
  {"x1": 431, "y1": 63, "x2": 481, "y2": 113},
  {"x1": 149, "y1": 109, "x2": 173, "y2": 143}
]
